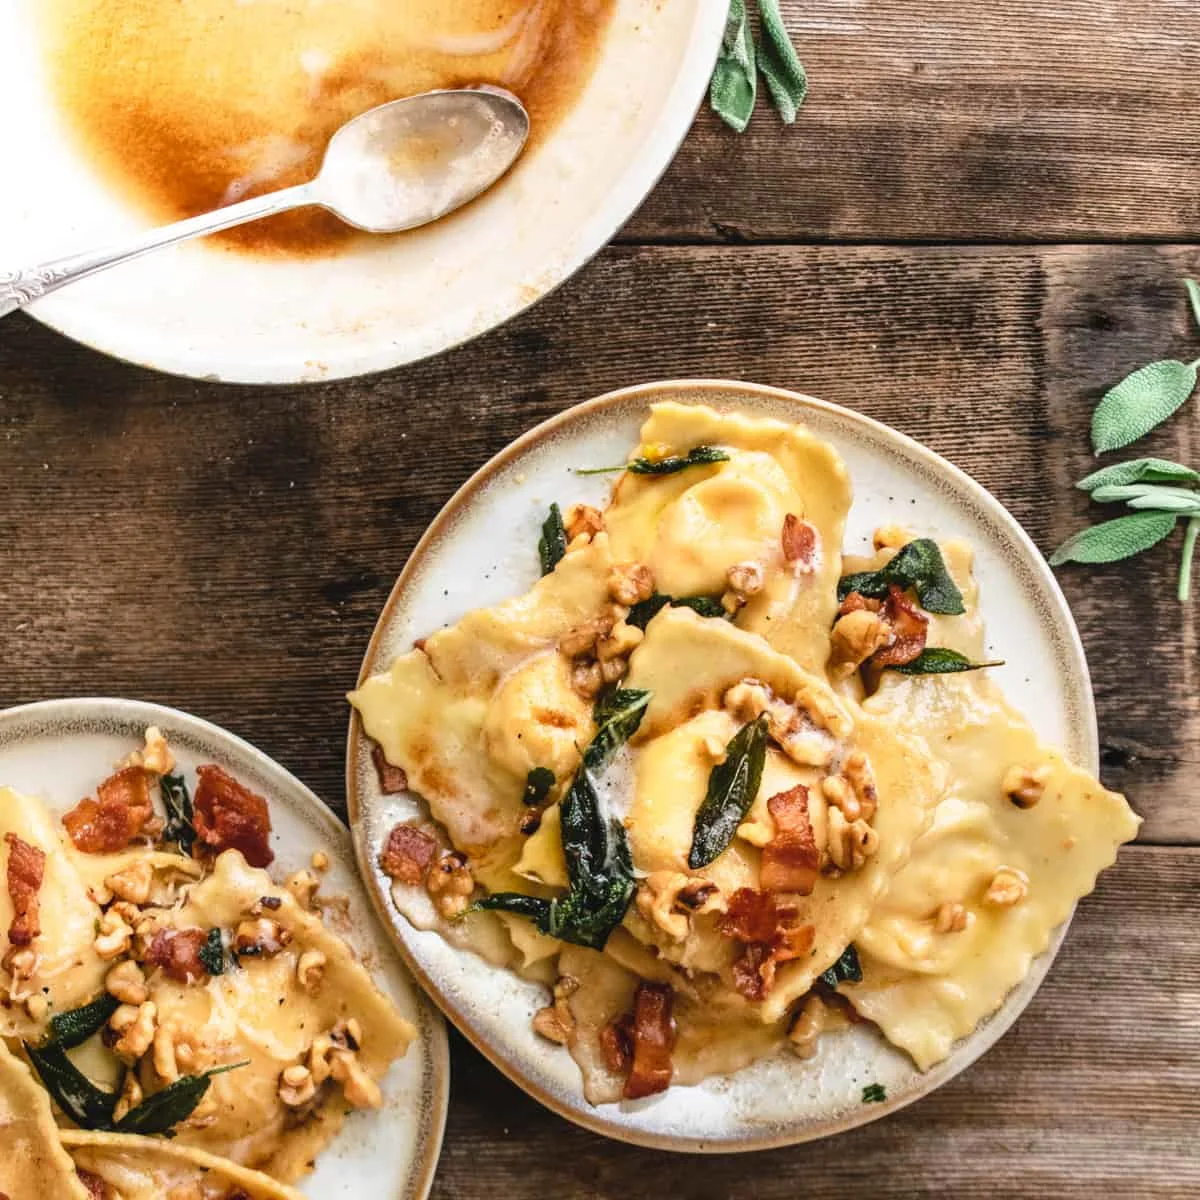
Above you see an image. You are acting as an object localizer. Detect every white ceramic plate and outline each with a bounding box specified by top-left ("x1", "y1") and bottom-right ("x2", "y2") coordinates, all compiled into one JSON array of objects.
[
  {"x1": 0, "y1": 4, "x2": 724, "y2": 384},
  {"x1": 0, "y1": 697, "x2": 448, "y2": 1198},
  {"x1": 346, "y1": 379, "x2": 1097, "y2": 1152}
]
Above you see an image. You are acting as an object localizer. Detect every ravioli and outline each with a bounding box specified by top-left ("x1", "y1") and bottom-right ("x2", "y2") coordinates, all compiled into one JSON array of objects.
[
  {"x1": 0, "y1": 787, "x2": 107, "y2": 1039},
  {"x1": 0, "y1": 1039, "x2": 92, "y2": 1200},
  {"x1": 145, "y1": 850, "x2": 415, "y2": 1182},
  {"x1": 62, "y1": 1131, "x2": 305, "y2": 1200},
  {"x1": 840, "y1": 542, "x2": 1141, "y2": 1069},
  {"x1": 602, "y1": 402, "x2": 851, "y2": 673}
]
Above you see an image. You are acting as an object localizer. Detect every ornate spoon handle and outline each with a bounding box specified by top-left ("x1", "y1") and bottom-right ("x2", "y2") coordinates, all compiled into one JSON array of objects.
[{"x1": 0, "y1": 184, "x2": 315, "y2": 319}]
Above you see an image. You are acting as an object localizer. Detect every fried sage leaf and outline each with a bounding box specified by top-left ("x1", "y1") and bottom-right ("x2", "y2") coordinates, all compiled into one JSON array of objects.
[
  {"x1": 198, "y1": 927, "x2": 225, "y2": 976},
  {"x1": 160, "y1": 772, "x2": 195, "y2": 856},
  {"x1": 115, "y1": 1062, "x2": 248, "y2": 1136},
  {"x1": 538, "y1": 503, "x2": 568, "y2": 576},
  {"x1": 688, "y1": 713, "x2": 769, "y2": 869},
  {"x1": 626, "y1": 593, "x2": 727, "y2": 630},
  {"x1": 24, "y1": 1041, "x2": 118, "y2": 1130},
  {"x1": 522, "y1": 767, "x2": 556, "y2": 808},
  {"x1": 820, "y1": 944, "x2": 863, "y2": 989},
  {"x1": 886, "y1": 648, "x2": 1002, "y2": 676},
  {"x1": 837, "y1": 538, "x2": 965, "y2": 615},
  {"x1": 48, "y1": 993, "x2": 120, "y2": 1050},
  {"x1": 578, "y1": 446, "x2": 730, "y2": 477}
]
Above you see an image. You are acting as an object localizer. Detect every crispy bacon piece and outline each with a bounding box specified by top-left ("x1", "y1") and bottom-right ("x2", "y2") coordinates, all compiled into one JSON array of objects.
[
  {"x1": 760, "y1": 786, "x2": 820, "y2": 895},
  {"x1": 782, "y1": 514, "x2": 818, "y2": 567},
  {"x1": 721, "y1": 887, "x2": 815, "y2": 1002},
  {"x1": 872, "y1": 584, "x2": 929, "y2": 667},
  {"x1": 604, "y1": 983, "x2": 676, "y2": 1100},
  {"x1": 193, "y1": 765, "x2": 274, "y2": 868},
  {"x1": 838, "y1": 590, "x2": 882, "y2": 616},
  {"x1": 62, "y1": 766, "x2": 153, "y2": 854},
  {"x1": 380, "y1": 823, "x2": 438, "y2": 884},
  {"x1": 371, "y1": 744, "x2": 409, "y2": 795},
  {"x1": 76, "y1": 1169, "x2": 106, "y2": 1200},
  {"x1": 599, "y1": 1013, "x2": 633, "y2": 1075},
  {"x1": 4, "y1": 833, "x2": 45, "y2": 949},
  {"x1": 145, "y1": 927, "x2": 211, "y2": 984}
]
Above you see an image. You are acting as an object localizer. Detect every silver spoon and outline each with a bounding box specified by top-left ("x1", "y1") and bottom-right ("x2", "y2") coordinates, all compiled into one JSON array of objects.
[{"x1": 0, "y1": 87, "x2": 529, "y2": 320}]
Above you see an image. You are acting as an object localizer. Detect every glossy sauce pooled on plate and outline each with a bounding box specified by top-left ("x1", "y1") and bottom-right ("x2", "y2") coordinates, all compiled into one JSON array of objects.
[{"x1": 37, "y1": 0, "x2": 615, "y2": 257}]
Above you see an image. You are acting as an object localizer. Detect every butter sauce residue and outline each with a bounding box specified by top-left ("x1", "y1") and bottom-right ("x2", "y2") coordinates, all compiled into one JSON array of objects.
[{"x1": 36, "y1": 0, "x2": 615, "y2": 257}]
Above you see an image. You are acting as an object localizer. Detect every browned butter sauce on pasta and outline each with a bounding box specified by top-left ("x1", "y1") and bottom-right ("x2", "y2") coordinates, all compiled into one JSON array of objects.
[{"x1": 37, "y1": 0, "x2": 615, "y2": 257}]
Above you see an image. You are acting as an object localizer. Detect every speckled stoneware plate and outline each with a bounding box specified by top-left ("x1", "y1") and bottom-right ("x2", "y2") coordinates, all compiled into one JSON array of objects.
[
  {"x1": 0, "y1": 697, "x2": 448, "y2": 1198},
  {"x1": 346, "y1": 380, "x2": 1097, "y2": 1152},
  {"x1": 0, "y1": 4, "x2": 724, "y2": 384}
]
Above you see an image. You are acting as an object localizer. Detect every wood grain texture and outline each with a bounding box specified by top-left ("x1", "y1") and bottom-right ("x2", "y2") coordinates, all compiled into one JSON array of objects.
[
  {"x1": 434, "y1": 846, "x2": 1200, "y2": 1199},
  {"x1": 1, "y1": 244, "x2": 1195, "y2": 839},
  {"x1": 624, "y1": 0, "x2": 1200, "y2": 243}
]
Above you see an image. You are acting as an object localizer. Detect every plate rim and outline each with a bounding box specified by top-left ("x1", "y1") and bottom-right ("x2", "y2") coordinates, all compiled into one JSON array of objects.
[
  {"x1": 345, "y1": 378, "x2": 1097, "y2": 1152},
  {"x1": 13, "y1": 8, "x2": 727, "y2": 385},
  {"x1": 0, "y1": 694, "x2": 450, "y2": 1199}
]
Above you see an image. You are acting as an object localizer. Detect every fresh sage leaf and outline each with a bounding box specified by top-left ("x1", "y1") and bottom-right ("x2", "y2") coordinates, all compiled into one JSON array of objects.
[
  {"x1": 626, "y1": 593, "x2": 727, "y2": 630},
  {"x1": 820, "y1": 945, "x2": 863, "y2": 989},
  {"x1": 160, "y1": 772, "x2": 195, "y2": 856},
  {"x1": 886, "y1": 648, "x2": 1002, "y2": 675},
  {"x1": 1091, "y1": 359, "x2": 1199, "y2": 454},
  {"x1": 709, "y1": 0, "x2": 757, "y2": 133},
  {"x1": 115, "y1": 1062, "x2": 248, "y2": 1136},
  {"x1": 1090, "y1": 483, "x2": 1200, "y2": 514},
  {"x1": 837, "y1": 538, "x2": 965, "y2": 614},
  {"x1": 198, "y1": 928, "x2": 225, "y2": 976},
  {"x1": 522, "y1": 767, "x2": 555, "y2": 808},
  {"x1": 48, "y1": 993, "x2": 120, "y2": 1050},
  {"x1": 24, "y1": 1041, "x2": 118, "y2": 1130},
  {"x1": 1186, "y1": 278, "x2": 1200, "y2": 332},
  {"x1": 538, "y1": 504, "x2": 568, "y2": 576},
  {"x1": 688, "y1": 714, "x2": 769, "y2": 869},
  {"x1": 1049, "y1": 511, "x2": 1178, "y2": 565},
  {"x1": 756, "y1": 0, "x2": 807, "y2": 123},
  {"x1": 1179, "y1": 517, "x2": 1199, "y2": 603},
  {"x1": 1078, "y1": 457, "x2": 1200, "y2": 492}
]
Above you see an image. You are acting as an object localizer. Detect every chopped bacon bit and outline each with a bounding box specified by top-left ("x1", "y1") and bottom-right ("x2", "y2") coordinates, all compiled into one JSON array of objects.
[
  {"x1": 761, "y1": 786, "x2": 820, "y2": 895},
  {"x1": 380, "y1": 823, "x2": 438, "y2": 884},
  {"x1": 76, "y1": 1172, "x2": 106, "y2": 1200},
  {"x1": 838, "y1": 590, "x2": 881, "y2": 616},
  {"x1": 872, "y1": 584, "x2": 929, "y2": 668},
  {"x1": 62, "y1": 767, "x2": 153, "y2": 854},
  {"x1": 782, "y1": 514, "x2": 818, "y2": 567},
  {"x1": 371, "y1": 744, "x2": 409, "y2": 795},
  {"x1": 599, "y1": 1013, "x2": 633, "y2": 1075},
  {"x1": 193, "y1": 765, "x2": 274, "y2": 868},
  {"x1": 4, "y1": 834, "x2": 45, "y2": 949},
  {"x1": 721, "y1": 887, "x2": 815, "y2": 1001},
  {"x1": 145, "y1": 927, "x2": 211, "y2": 984},
  {"x1": 622, "y1": 983, "x2": 677, "y2": 1100}
]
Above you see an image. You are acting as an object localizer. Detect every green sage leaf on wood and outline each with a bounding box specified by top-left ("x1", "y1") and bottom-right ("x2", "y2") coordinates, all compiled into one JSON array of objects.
[
  {"x1": 538, "y1": 503, "x2": 568, "y2": 576},
  {"x1": 1186, "y1": 278, "x2": 1200, "y2": 332},
  {"x1": 1179, "y1": 517, "x2": 1199, "y2": 603},
  {"x1": 886, "y1": 648, "x2": 1003, "y2": 676},
  {"x1": 48, "y1": 993, "x2": 120, "y2": 1050},
  {"x1": 756, "y1": 0, "x2": 808, "y2": 123},
  {"x1": 1077, "y1": 457, "x2": 1200, "y2": 492},
  {"x1": 1049, "y1": 511, "x2": 1179, "y2": 566},
  {"x1": 838, "y1": 538, "x2": 965, "y2": 614},
  {"x1": 710, "y1": 0, "x2": 757, "y2": 133},
  {"x1": 1090, "y1": 483, "x2": 1200, "y2": 515},
  {"x1": 688, "y1": 714, "x2": 769, "y2": 869},
  {"x1": 115, "y1": 1062, "x2": 248, "y2": 1136},
  {"x1": 1091, "y1": 359, "x2": 1198, "y2": 454},
  {"x1": 24, "y1": 1041, "x2": 118, "y2": 1130}
]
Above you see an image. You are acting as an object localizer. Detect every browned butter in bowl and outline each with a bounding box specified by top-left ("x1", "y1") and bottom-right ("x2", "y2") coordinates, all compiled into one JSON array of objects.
[{"x1": 38, "y1": 0, "x2": 615, "y2": 257}]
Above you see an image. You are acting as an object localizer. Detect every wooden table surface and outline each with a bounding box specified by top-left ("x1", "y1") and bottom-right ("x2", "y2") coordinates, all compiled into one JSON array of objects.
[{"x1": 4, "y1": 3, "x2": 1198, "y2": 1196}]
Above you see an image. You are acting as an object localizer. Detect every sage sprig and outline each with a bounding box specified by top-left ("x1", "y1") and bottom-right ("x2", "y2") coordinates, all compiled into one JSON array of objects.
[
  {"x1": 710, "y1": 0, "x2": 807, "y2": 132},
  {"x1": 688, "y1": 714, "x2": 769, "y2": 869},
  {"x1": 24, "y1": 1041, "x2": 117, "y2": 1130},
  {"x1": 577, "y1": 446, "x2": 730, "y2": 477},
  {"x1": 886, "y1": 648, "x2": 1003, "y2": 676},
  {"x1": 114, "y1": 1062, "x2": 248, "y2": 1136}
]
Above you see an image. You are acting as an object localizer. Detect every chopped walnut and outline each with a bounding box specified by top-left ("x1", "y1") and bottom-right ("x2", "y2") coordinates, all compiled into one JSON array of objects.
[
  {"x1": 532, "y1": 973, "x2": 580, "y2": 1048},
  {"x1": 787, "y1": 994, "x2": 828, "y2": 1059},
  {"x1": 596, "y1": 620, "x2": 643, "y2": 663},
  {"x1": 565, "y1": 504, "x2": 605, "y2": 543},
  {"x1": 559, "y1": 615, "x2": 615, "y2": 659},
  {"x1": 153, "y1": 1022, "x2": 202, "y2": 1082},
  {"x1": 111, "y1": 1000, "x2": 157, "y2": 1060},
  {"x1": 829, "y1": 609, "x2": 891, "y2": 679},
  {"x1": 723, "y1": 679, "x2": 837, "y2": 767},
  {"x1": 104, "y1": 860, "x2": 155, "y2": 906},
  {"x1": 286, "y1": 869, "x2": 321, "y2": 909},
  {"x1": 330, "y1": 1048, "x2": 383, "y2": 1109},
  {"x1": 873, "y1": 525, "x2": 915, "y2": 552},
  {"x1": 1004, "y1": 764, "x2": 1051, "y2": 809},
  {"x1": 842, "y1": 752, "x2": 879, "y2": 822},
  {"x1": 934, "y1": 901, "x2": 970, "y2": 934},
  {"x1": 106, "y1": 960, "x2": 149, "y2": 1006},
  {"x1": 311, "y1": 850, "x2": 330, "y2": 872},
  {"x1": 821, "y1": 774, "x2": 861, "y2": 823},
  {"x1": 723, "y1": 680, "x2": 771, "y2": 722},
  {"x1": 608, "y1": 562, "x2": 655, "y2": 607},
  {"x1": 824, "y1": 807, "x2": 879, "y2": 873},
  {"x1": 427, "y1": 852, "x2": 474, "y2": 919},
  {"x1": 570, "y1": 659, "x2": 605, "y2": 700},
  {"x1": 233, "y1": 917, "x2": 292, "y2": 958},
  {"x1": 139, "y1": 726, "x2": 175, "y2": 776},
  {"x1": 296, "y1": 949, "x2": 327, "y2": 995},
  {"x1": 984, "y1": 866, "x2": 1030, "y2": 907},
  {"x1": 599, "y1": 656, "x2": 627, "y2": 685},
  {"x1": 113, "y1": 1072, "x2": 143, "y2": 1123},
  {"x1": 94, "y1": 908, "x2": 134, "y2": 960},
  {"x1": 279, "y1": 1064, "x2": 317, "y2": 1108}
]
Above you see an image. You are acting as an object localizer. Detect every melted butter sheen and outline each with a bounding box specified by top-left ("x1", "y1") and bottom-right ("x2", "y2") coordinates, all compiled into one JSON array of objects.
[{"x1": 37, "y1": 0, "x2": 615, "y2": 257}]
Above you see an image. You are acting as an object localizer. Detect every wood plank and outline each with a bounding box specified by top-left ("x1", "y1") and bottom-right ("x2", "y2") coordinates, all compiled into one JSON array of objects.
[
  {"x1": 0, "y1": 243, "x2": 1196, "y2": 839},
  {"x1": 623, "y1": 0, "x2": 1200, "y2": 243},
  {"x1": 433, "y1": 846, "x2": 1200, "y2": 1199}
]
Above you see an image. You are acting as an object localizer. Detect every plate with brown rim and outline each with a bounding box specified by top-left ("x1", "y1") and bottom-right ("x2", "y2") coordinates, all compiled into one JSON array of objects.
[{"x1": 345, "y1": 379, "x2": 1097, "y2": 1151}]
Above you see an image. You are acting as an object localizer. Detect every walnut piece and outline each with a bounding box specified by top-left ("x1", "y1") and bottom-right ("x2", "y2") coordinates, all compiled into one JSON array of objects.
[
  {"x1": 565, "y1": 504, "x2": 605, "y2": 543},
  {"x1": 1004, "y1": 764, "x2": 1051, "y2": 809},
  {"x1": 608, "y1": 562, "x2": 655, "y2": 607},
  {"x1": 934, "y1": 901, "x2": 969, "y2": 934},
  {"x1": 297, "y1": 949, "x2": 327, "y2": 995},
  {"x1": 106, "y1": 960, "x2": 149, "y2": 1006},
  {"x1": 829, "y1": 609, "x2": 891, "y2": 679},
  {"x1": 427, "y1": 852, "x2": 474, "y2": 919},
  {"x1": 111, "y1": 1000, "x2": 157, "y2": 1060},
  {"x1": 984, "y1": 866, "x2": 1030, "y2": 907},
  {"x1": 94, "y1": 909, "x2": 134, "y2": 960},
  {"x1": 279, "y1": 1064, "x2": 317, "y2": 1108},
  {"x1": 824, "y1": 807, "x2": 879, "y2": 873},
  {"x1": 787, "y1": 994, "x2": 828, "y2": 1059},
  {"x1": 570, "y1": 659, "x2": 605, "y2": 700},
  {"x1": 104, "y1": 860, "x2": 155, "y2": 906}
]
